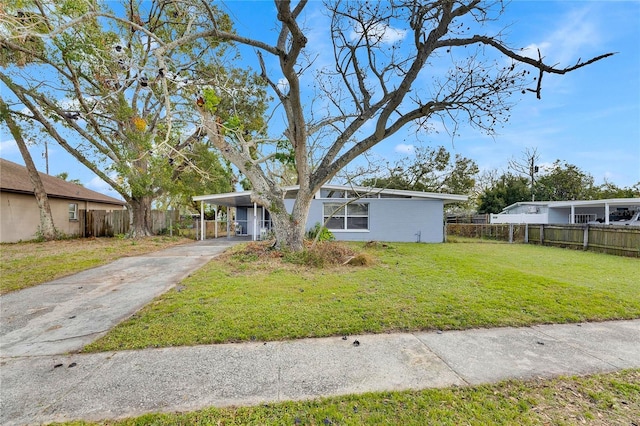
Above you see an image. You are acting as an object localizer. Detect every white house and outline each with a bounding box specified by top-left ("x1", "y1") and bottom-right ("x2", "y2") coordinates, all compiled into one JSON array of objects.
[
  {"x1": 490, "y1": 198, "x2": 640, "y2": 225},
  {"x1": 193, "y1": 184, "x2": 468, "y2": 243}
]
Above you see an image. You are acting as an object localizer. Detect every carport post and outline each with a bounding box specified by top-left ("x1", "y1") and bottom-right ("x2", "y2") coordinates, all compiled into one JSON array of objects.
[
  {"x1": 200, "y1": 201, "x2": 205, "y2": 241},
  {"x1": 570, "y1": 205, "x2": 575, "y2": 224},
  {"x1": 214, "y1": 205, "x2": 218, "y2": 239},
  {"x1": 253, "y1": 202, "x2": 258, "y2": 241},
  {"x1": 605, "y1": 203, "x2": 610, "y2": 224},
  {"x1": 226, "y1": 206, "x2": 230, "y2": 239}
]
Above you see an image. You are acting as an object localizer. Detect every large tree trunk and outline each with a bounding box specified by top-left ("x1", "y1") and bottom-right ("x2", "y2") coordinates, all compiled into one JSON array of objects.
[
  {"x1": 1, "y1": 98, "x2": 57, "y2": 240},
  {"x1": 269, "y1": 195, "x2": 312, "y2": 252},
  {"x1": 127, "y1": 196, "x2": 153, "y2": 238}
]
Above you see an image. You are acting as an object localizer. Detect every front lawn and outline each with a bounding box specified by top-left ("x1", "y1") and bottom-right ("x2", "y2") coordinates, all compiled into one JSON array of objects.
[{"x1": 84, "y1": 242, "x2": 640, "y2": 352}]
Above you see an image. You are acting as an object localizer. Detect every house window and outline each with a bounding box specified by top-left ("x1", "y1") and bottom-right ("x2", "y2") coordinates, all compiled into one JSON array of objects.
[
  {"x1": 323, "y1": 202, "x2": 369, "y2": 230},
  {"x1": 69, "y1": 203, "x2": 78, "y2": 221}
]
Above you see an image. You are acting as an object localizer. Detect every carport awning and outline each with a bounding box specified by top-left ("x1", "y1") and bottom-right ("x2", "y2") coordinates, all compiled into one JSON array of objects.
[
  {"x1": 192, "y1": 191, "x2": 254, "y2": 207},
  {"x1": 548, "y1": 198, "x2": 640, "y2": 209}
]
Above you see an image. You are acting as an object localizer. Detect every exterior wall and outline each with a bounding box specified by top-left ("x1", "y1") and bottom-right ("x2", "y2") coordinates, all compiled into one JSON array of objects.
[
  {"x1": 305, "y1": 198, "x2": 445, "y2": 243},
  {"x1": 0, "y1": 192, "x2": 123, "y2": 243},
  {"x1": 235, "y1": 206, "x2": 267, "y2": 237},
  {"x1": 504, "y1": 204, "x2": 548, "y2": 215},
  {"x1": 548, "y1": 208, "x2": 570, "y2": 224}
]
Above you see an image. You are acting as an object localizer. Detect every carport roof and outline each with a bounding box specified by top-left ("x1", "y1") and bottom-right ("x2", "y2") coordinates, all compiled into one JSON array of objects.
[
  {"x1": 193, "y1": 184, "x2": 468, "y2": 207},
  {"x1": 501, "y1": 198, "x2": 640, "y2": 213}
]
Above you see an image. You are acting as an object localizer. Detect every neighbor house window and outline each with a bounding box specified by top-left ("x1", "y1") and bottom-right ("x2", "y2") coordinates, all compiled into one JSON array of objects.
[
  {"x1": 323, "y1": 202, "x2": 369, "y2": 230},
  {"x1": 69, "y1": 203, "x2": 78, "y2": 220}
]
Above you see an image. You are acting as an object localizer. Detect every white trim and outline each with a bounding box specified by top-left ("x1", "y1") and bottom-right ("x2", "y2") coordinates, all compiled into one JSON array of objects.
[{"x1": 193, "y1": 184, "x2": 468, "y2": 206}]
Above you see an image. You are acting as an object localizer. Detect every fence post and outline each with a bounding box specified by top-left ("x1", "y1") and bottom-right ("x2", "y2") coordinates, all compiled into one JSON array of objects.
[
  {"x1": 509, "y1": 224, "x2": 514, "y2": 243},
  {"x1": 583, "y1": 224, "x2": 589, "y2": 250},
  {"x1": 524, "y1": 224, "x2": 529, "y2": 244},
  {"x1": 540, "y1": 225, "x2": 544, "y2": 244}
]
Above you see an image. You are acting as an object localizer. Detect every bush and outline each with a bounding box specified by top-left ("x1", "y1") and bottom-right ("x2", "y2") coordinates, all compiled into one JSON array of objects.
[{"x1": 306, "y1": 222, "x2": 335, "y2": 242}]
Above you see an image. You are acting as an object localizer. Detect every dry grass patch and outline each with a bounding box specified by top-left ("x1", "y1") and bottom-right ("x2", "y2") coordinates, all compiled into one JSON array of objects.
[{"x1": 220, "y1": 240, "x2": 367, "y2": 270}]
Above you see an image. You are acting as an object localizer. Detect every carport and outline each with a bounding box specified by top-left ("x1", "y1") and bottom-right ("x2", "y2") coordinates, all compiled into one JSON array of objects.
[{"x1": 192, "y1": 190, "x2": 265, "y2": 241}]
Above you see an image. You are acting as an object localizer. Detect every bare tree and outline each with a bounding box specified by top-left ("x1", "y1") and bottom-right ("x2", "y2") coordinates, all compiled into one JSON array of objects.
[
  {"x1": 195, "y1": 0, "x2": 612, "y2": 250},
  {"x1": 508, "y1": 147, "x2": 540, "y2": 201},
  {"x1": 4, "y1": 1, "x2": 612, "y2": 250}
]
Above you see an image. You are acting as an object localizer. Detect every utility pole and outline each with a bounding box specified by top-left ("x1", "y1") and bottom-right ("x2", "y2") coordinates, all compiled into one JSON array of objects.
[
  {"x1": 44, "y1": 140, "x2": 49, "y2": 175},
  {"x1": 529, "y1": 158, "x2": 538, "y2": 201},
  {"x1": 509, "y1": 147, "x2": 540, "y2": 202}
]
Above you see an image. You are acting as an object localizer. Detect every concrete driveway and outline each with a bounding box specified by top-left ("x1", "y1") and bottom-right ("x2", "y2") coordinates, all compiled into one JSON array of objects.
[{"x1": 0, "y1": 239, "x2": 240, "y2": 357}]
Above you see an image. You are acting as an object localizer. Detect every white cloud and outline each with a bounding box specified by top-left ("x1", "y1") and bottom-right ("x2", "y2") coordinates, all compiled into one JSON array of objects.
[
  {"x1": 529, "y1": 6, "x2": 601, "y2": 66},
  {"x1": 277, "y1": 78, "x2": 289, "y2": 92},
  {"x1": 85, "y1": 175, "x2": 119, "y2": 196},
  {"x1": 395, "y1": 143, "x2": 414, "y2": 154},
  {"x1": 350, "y1": 22, "x2": 407, "y2": 45},
  {"x1": 0, "y1": 139, "x2": 18, "y2": 155}
]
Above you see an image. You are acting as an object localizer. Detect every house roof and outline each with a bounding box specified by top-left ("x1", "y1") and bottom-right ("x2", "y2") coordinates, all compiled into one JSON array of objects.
[
  {"x1": 193, "y1": 184, "x2": 468, "y2": 207},
  {"x1": 500, "y1": 198, "x2": 640, "y2": 213},
  {"x1": 1, "y1": 159, "x2": 126, "y2": 206}
]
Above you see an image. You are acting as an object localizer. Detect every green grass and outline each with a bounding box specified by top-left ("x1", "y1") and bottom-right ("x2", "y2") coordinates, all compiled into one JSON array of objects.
[
  {"x1": 84, "y1": 242, "x2": 640, "y2": 352},
  {"x1": 0, "y1": 237, "x2": 190, "y2": 294},
  {"x1": 53, "y1": 369, "x2": 640, "y2": 425}
]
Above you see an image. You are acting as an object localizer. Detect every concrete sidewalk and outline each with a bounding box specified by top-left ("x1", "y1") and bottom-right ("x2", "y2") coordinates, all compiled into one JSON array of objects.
[
  {"x1": 0, "y1": 239, "x2": 241, "y2": 357},
  {"x1": 1, "y1": 320, "x2": 639, "y2": 425}
]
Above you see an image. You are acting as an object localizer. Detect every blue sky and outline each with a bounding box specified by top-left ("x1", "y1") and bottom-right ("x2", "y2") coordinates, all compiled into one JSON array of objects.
[{"x1": 1, "y1": 0, "x2": 639, "y2": 196}]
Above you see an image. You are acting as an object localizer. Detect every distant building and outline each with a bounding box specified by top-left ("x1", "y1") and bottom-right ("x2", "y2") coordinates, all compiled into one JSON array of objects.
[
  {"x1": 0, "y1": 159, "x2": 125, "y2": 242},
  {"x1": 490, "y1": 198, "x2": 640, "y2": 225}
]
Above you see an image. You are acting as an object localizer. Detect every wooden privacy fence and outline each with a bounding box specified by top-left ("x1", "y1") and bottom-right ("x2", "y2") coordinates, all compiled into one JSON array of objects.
[
  {"x1": 446, "y1": 223, "x2": 640, "y2": 257},
  {"x1": 526, "y1": 224, "x2": 640, "y2": 257},
  {"x1": 79, "y1": 210, "x2": 180, "y2": 237},
  {"x1": 446, "y1": 223, "x2": 527, "y2": 243}
]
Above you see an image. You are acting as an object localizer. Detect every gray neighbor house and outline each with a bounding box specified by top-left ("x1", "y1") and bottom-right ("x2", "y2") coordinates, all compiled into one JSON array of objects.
[{"x1": 193, "y1": 184, "x2": 467, "y2": 243}]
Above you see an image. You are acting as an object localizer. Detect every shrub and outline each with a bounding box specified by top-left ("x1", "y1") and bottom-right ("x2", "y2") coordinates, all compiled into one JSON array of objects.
[{"x1": 305, "y1": 222, "x2": 335, "y2": 242}]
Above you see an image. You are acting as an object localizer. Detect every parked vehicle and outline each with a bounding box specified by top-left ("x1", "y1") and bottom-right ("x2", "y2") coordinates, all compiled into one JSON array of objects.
[
  {"x1": 616, "y1": 211, "x2": 640, "y2": 226},
  {"x1": 590, "y1": 211, "x2": 640, "y2": 226}
]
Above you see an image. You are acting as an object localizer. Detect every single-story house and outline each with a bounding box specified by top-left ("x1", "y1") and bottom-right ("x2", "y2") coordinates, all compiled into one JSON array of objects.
[
  {"x1": 490, "y1": 198, "x2": 640, "y2": 225},
  {"x1": 193, "y1": 184, "x2": 468, "y2": 243},
  {"x1": 0, "y1": 159, "x2": 126, "y2": 242}
]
